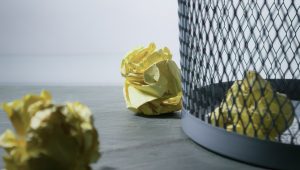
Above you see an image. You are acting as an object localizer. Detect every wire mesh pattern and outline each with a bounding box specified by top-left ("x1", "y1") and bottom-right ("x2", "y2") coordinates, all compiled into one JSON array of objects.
[{"x1": 179, "y1": 0, "x2": 300, "y2": 145}]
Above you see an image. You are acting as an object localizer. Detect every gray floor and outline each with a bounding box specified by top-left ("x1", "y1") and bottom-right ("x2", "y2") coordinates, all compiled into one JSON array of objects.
[{"x1": 0, "y1": 86, "x2": 265, "y2": 170}]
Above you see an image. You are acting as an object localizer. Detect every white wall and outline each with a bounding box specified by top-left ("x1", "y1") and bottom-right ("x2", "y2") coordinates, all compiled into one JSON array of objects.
[{"x1": 0, "y1": 0, "x2": 179, "y2": 85}]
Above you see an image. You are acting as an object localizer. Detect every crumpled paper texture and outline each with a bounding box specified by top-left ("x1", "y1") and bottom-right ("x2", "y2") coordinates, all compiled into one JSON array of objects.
[
  {"x1": 210, "y1": 71, "x2": 295, "y2": 140},
  {"x1": 0, "y1": 91, "x2": 100, "y2": 170},
  {"x1": 121, "y1": 43, "x2": 182, "y2": 115}
]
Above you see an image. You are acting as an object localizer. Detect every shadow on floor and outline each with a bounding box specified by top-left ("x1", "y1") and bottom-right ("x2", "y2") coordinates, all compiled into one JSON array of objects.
[
  {"x1": 98, "y1": 166, "x2": 117, "y2": 170},
  {"x1": 135, "y1": 112, "x2": 181, "y2": 119}
]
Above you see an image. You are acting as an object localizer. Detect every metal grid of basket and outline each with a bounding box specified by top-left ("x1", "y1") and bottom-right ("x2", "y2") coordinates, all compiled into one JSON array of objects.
[{"x1": 178, "y1": 0, "x2": 300, "y2": 169}]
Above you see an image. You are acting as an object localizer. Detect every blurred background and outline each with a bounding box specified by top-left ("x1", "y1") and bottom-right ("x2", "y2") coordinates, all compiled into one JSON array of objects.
[{"x1": 0, "y1": 0, "x2": 179, "y2": 85}]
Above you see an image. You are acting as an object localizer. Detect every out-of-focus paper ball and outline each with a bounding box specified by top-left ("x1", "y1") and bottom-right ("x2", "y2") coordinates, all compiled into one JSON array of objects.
[{"x1": 0, "y1": 91, "x2": 100, "y2": 170}]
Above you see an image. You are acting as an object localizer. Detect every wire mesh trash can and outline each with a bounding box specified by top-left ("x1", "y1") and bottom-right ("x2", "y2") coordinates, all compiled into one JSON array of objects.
[{"x1": 178, "y1": 0, "x2": 300, "y2": 169}]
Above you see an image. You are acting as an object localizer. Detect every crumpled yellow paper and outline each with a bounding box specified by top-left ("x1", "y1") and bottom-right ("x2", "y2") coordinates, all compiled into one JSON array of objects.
[
  {"x1": 121, "y1": 43, "x2": 182, "y2": 115},
  {"x1": 210, "y1": 71, "x2": 295, "y2": 140},
  {"x1": 0, "y1": 90, "x2": 100, "y2": 170}
]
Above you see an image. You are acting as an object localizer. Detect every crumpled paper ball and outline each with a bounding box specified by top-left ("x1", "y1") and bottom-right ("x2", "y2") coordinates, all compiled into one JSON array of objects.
[
  {"x1": 0, "y1": 90, "x2": 100, "y2": 170},
  {"x1": 121, "y1": 42, "x2": 182, "y2": 115},
  {"x1": 210, "y1": 71, "x2": 295, "y2": 140}
]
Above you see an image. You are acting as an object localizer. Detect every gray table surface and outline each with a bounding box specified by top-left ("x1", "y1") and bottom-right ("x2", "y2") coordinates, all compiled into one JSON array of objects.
[{"x1": 0, "y1": 86, "x2": 265, "y2": 170}]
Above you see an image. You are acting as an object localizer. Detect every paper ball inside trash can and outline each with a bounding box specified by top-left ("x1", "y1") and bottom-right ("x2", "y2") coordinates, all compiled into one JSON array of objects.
[
  {"x1": 210, "y1": 71, "x2": 295, "y2": 140},
  {"x1": 0, "y1": 91, "x2": 100, "y2": 170}
]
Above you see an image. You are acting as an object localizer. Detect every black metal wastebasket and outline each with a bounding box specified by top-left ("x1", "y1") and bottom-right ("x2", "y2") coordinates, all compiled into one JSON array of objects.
[{"x1": 178, "y1": 0, "x2": 300, "y2": 169}]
